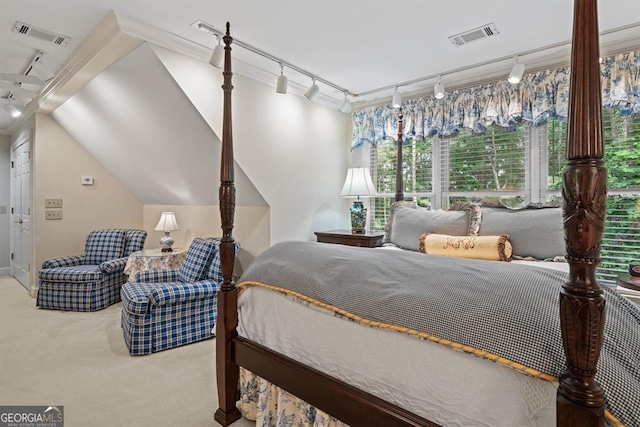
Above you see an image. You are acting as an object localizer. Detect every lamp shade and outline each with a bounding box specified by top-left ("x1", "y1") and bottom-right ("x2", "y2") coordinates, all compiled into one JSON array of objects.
[
  {"x1": 154, "y1": 212, "x2": 179, "y2": 232},
  {"x1": 340, "y1": 168, "x2": 377, "y2": 198}
]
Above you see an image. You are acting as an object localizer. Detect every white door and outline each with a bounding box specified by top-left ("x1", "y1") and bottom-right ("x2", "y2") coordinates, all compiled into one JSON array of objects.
[{"x1": 10, "y1": 141, "x2": 31, "y2": 290}]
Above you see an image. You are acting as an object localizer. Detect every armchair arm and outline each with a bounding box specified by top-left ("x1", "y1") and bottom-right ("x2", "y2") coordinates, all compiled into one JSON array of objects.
[
  {"x1": 99, "y1": 257, "x2": 128, "y2": 274},
  {"x1": 149, "y1": 279, "x2": 219, "y2": 306},
  {"x1": 135, "y1": 268, "x2": 180, "y2": 283},
  {"x1": 41, "y1": 255, "x2": 85, "y2": 269}
]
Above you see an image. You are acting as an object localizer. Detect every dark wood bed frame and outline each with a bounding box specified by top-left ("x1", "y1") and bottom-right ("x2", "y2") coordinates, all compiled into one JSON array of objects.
[{"x1": 214, "y1": 0, "x2": 608, "y2": 425}]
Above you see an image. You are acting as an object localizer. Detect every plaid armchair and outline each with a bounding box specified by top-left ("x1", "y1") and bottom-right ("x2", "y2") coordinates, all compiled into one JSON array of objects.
[
  {"x1": 120, "y1": 237, "x2": 239, "y2": 355},
  {"x1": 37, "y1": 229, "x2": 147, "y2": 311}
]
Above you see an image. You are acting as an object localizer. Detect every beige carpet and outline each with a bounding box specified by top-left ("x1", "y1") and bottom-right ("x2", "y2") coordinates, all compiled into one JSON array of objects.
[{"x1": 0, "y1": 276, "x2": 254, "y2": 427}]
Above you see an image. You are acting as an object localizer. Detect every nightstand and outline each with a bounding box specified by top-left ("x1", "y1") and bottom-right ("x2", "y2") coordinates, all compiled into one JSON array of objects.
[
  {"x1": 314, "y1": 230, "x2": 384, "y2": 248},
  {"x1": 616, "y1": 274, "x2": 640, "y2": 305}
]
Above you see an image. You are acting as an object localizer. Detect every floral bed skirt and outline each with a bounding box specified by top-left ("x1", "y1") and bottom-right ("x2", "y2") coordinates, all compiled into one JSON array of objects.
[{"x1": 238, "y1": 367, "x2": 349, "y2": 427}]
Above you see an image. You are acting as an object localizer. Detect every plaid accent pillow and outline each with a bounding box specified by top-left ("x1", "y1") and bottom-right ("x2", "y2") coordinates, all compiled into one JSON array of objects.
[
  {"x1": 208, "y1": 240, "x2": 240, "y2": 284},
  {"x1": 124, "y1": 229, "x2": 147, "y2": 255},
  {"x1": 178, "y1": 238, "x2": 216, "y2": 283},
  {"x1": 84, "y1": 229, "x2": 126, "y2": 265}
]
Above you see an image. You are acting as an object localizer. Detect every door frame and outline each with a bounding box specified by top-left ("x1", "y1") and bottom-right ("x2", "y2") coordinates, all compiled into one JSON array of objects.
[{"x1": 10, "y1": 132, "x2": 33, "y2": 294}]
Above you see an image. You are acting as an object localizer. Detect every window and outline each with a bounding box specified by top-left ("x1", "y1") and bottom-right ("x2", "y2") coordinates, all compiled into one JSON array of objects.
[
  {"x1": 444, "y1": 124, "x2": 526, "y2": 208},
  {"x1": 369, "y1": 125, "x2": 528, "y2": 223},
  {"x1": 545, "y1": 111, "x2": 640, "y2": 283},
  {"x1": 369, "y1": 138, "x2": 433, "y2": 230},
  {"x1": 368, "y1": 109, "x2": 640, "y2": 284}
]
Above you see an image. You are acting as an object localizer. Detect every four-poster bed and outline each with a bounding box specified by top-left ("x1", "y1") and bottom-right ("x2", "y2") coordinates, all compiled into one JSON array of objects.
[{"x1": 214, "y1": 1, "x2": 638, "y2": 426}]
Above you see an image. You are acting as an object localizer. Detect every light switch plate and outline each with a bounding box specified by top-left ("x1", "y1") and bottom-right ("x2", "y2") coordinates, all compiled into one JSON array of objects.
[
  {"x1": 0, "y1": 206, "x2": 6, "y2": 214},
  {"x1": 45, "y1": 210, "x2": 62, "y2": 220},
  {"x1": 81, "y1": 176, "x2": 94, "y2": 185},
  {"x1": 45, "y1": 198, "x2": 63, "y2": 208}
]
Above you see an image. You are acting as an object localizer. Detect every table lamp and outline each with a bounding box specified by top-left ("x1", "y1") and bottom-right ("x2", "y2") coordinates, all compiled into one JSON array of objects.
[
  {"x1": 340, "y1": 168, "x2": 377, "y2": 234},
  {"x1": 155, "y1": 212, "x2": 179, "y2": 252}
]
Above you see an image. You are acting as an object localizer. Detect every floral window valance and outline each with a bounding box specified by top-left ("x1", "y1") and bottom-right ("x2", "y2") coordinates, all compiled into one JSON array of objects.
[{"x1": 351, "y1": 51, "x2": 640, "y2": 149}]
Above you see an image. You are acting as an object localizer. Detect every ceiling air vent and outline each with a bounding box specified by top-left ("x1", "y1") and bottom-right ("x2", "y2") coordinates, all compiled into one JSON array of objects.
[
  {"x1": 12, "y1": 21, "x2": 71, "y2": 46},
  {"x1": 448, "y1": 23, "x2": 499, "y2": 47}
]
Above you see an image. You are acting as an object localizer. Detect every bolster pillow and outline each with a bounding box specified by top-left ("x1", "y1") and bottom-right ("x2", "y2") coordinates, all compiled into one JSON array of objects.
[{"x1": 419, "y1": 233, "x2": 513, "y2": 262}]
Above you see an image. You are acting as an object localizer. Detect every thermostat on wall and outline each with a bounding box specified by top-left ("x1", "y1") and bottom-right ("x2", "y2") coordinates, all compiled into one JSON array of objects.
[{"x1": 81, "y1": 176, "x2": 94, "y2": 186}]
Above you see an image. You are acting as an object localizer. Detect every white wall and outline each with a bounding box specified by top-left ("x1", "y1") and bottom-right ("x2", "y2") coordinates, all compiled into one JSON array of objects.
[
  {"x1": 152, "y1": 45, "x2": 351, "y2": 244},
  {"x1": 0, "y1": 134, "x2": 10, "y2": 275},
  {"x1": 51, "y1": 44, "x2": 265, "y2": 208},
  {"x1": 34, "y1": 114, "x2": 143, "y2": 286}
]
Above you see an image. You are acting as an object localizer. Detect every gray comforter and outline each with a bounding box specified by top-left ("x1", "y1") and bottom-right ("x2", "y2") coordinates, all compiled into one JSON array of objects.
[{"x1": 239, "y1": 241, "x2": 640, "y2": 426}]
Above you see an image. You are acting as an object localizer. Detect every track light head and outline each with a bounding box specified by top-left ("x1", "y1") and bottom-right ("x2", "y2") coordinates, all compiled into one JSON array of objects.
[
  {"x1": 392, "y1": 88, "x2": 402, "y2": 108},
  {"x1": 508, "y1": 57, "x2": 525, "y2": 84},
  {"x1": 209, "y1": 36, "x2": 224, "y2": 68},
  {"x1": 4, "y1": 100, "x2": 23, "y2": 118},
  {"x1": 276, "y1": 64, "x2": 288, "y2": 94},
  {"x1": 305, "y1": 79, "x2": 319, "y2": 101},
  {"x1": 434, "y1": 81, "x2": 446, "y2": 100},
  {"x1": 338, "y1": 93, "x2": 352, "y2": 113}
]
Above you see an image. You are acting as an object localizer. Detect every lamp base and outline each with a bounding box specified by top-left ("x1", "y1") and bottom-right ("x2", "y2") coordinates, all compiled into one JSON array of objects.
[
  {"x1": 350, "y1": 200, "x2": 367, "y2": 234},
  {"x1": 159, "y1": 233, "x2": 175, "y2": 252}
]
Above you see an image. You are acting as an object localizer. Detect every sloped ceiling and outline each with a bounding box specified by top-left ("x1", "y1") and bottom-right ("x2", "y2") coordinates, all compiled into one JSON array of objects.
[{"x1": 51, "y1": 42, "x2": 266, "y2": 207}]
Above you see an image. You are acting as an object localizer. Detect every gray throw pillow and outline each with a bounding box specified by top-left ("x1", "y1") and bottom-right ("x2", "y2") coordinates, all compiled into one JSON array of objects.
[
  {"x1": 389, "y1": 205, "x2": 471, "y2": 251},
  {"x1": 478, "y1": 207, "x2": 565, "y2": 260}
]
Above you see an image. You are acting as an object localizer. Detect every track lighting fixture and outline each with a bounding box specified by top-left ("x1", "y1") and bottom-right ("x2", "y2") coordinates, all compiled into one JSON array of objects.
[
  {"x1": 4, "y1": 99, "x2": 22, "y2": 118},
  {"x1": 338, "y1": 92, "x2": 352, "y2": 113},
  {"x1": 434, "y1": 76, "x2": 446, "y2": 100},
  {"x1": 276, "y1": 63, "x2": 288, "y2": 94},
  {"x1": 392, "y1": 88, "x2": 402, "y2": 108},
  {"x1": 305, "y1": 78, "x2": 319, "y2": 101},
  {"x1": 508, "y1": 56, "x2": 525, "y2": 84},
  {"x1": 195, "y1": 21, "x2": 349, "y2": 104},
  {"x1": 194, "y1": 20, "x2": 638, "y2": 107},
  {"x1": 209, "y1": 35, "x2": 224, "y2": 68}
]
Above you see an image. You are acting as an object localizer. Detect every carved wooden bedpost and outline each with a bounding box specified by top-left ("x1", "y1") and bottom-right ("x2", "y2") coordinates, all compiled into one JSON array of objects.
[
  {"x1": 558, "y1": 1, "x2": 607, "y2": 426},
  {"x1": 395, "y1": 109, "x2": 404, "y2": 202},
  {"x1": 214, "y1": 22, "x2": 242, "y2": 426}
]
